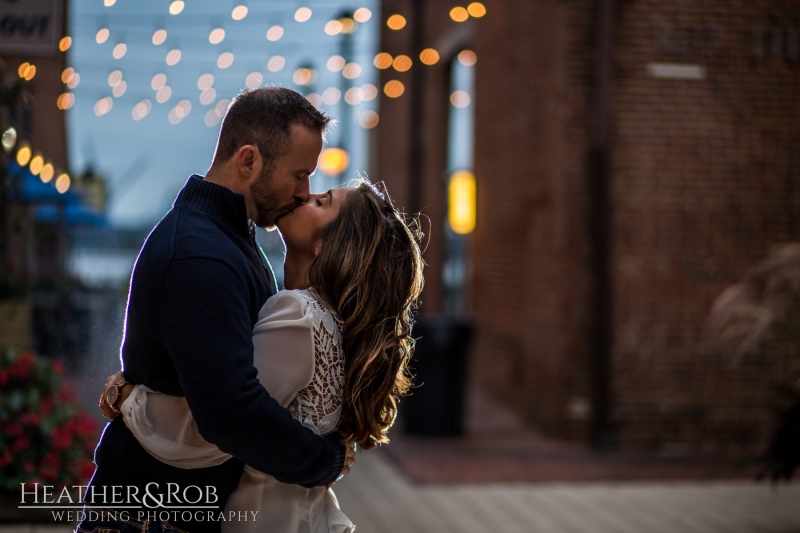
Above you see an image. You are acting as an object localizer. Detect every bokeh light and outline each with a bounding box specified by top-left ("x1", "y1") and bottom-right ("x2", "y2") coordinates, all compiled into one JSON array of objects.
[
  {"x1": 57, "y1": 93, "x2": 75, "y2": 110},
  {"x1": 176, "y1": 100, "x2": 192, "y2": 118},
  {"x1": 30, "y1": 155, "x2": 44, "y2": 175},
  {"x1": 266, "y1": 26, "x2": 284, "y2": 41},
  {"x1": 18, "y1": 62, "x2": 36, "y2": 81},
  {"x1": 450, "y1": 7, "x2": 469, "y2": 22},
  {"x1": 295, "y1": 7, "x2": 312, "y2": 22},
  {"x1": 359, "y1": 110, "x2": 380, "y2": 129},
  {"x1": 393, "y1": 55, "x2": 412, "y2": 72},
  {"x1": 327, "y1": 55, "x2": 345, "y2": 72},
  {"x1": 108, "y1": 70, "x2": 123, "y2": 87},
  {"x1": 450, "y1": 90, "x2": 471, "y2": 108},
  {"x1": 353, "y1": 8, "x2": 372, "y2": 22},
  {"x1": 156, "y1": 86, "x2": 172, "y2": 103},
  {"x1": 59, "y1": 36, "x2": 72, "y2": 51},
  {"x1": 166, "y1": 49, "x2": 182, "y2": 65},
  {"x1": 55, "y1": 173, "x2": 71, "y2": 194},
  {"x1": 169, "y1": 0, "x2": 184, "y2": 15},
  {"x1": 168, "y1": 108, "x2": 182, "y2": 124},
  {"x1": 1, "y1": 127, "x2": 16, "y2": 153},
  {"x1": 67, "y1": 73, "x2": 80, "y2": 89},
  {"x1": 112, "y1": 80, "x2": 127, "y2": 97},
  {"x1": 467, "y1": 2, "x2": 487, "y2": 17},
  {"x1": 342, "y1": 63, "x2": 362, "y2": 79},
  {"x1": 199, "y1": 88, "x2": 216, "y2": 105},
  {"x1": 217, "y1": 52, "x2": 234, "y2": 69},
  {"x1": 345, "y1": 87, "x2": 363, "y2": 105},
  {"x1": 152, "y1": 29, "x2": 167, "y2": 45},
  {"x1": 306, "y1": 93, "x2": 322, "y2": 108},
  {"x1": 322, "y1": 87, "x2": 341, "y2": 105},
  {"x1": 94, "y1": 97, "x2": 113, "y2": 116},
  {"x1": 325, "y1": 20, "x2": 343, "y2": 35},
  {"x1": 245, "y1": 72, "x2": 263, "y2": 89},
  {"x1": 112, "y1": 43, "x2": 127, "y2": 59},
  {"x1": 420, "y1": 48, "x2": 440, "y2": 65},
  {"x1": 61, "y1": 68, "x2": 75, "y2": 84},
  {"x1": 267, "y1": 56, "x2": 285, "y2": 72},
  {"x1": 293, "y1": 68, "x2": 316, "y2": 85},
  {"x1": 204, "y1": 109, "x2": 221, "y2": 127},
  {"x1": 374, "y1": 53, "x2": 393, "y2": 69},
  {"x1": 104, "y1": 0, "x2": 116, "y2": 6},
  {"x1": 384, "y1": 80, "x2": 405, "y2": 98},
  {"x1": 214, "y1": 99, "x2": 231, "y2": 117},
  {"x1": 209, "y1": 28, "x2": 225, "y2": 44},
  {"x1": 448, "y1": 170, "x2": 476, "y2": 234},
  {"x1": 16, "y1": 144, "x2": 31, "y2": 166},
  {"x1": 132, "y1": 99, "x2": 152, "y2": 121},
  {"x1": 387, "y1": 14, "x2": 406, "y2": 30},
  {"x1": 231, "y1": 5, "x2": 248, "y2": 20},
  {"x1": 96, "y1": 28, "x2": 109, "y2": 44},
  {"x1": 151, "y1": 73, "x2": 167, "y2": 90},
  {"x1": 318, "y1": 147, "x2": 349, "y2": 176},
  {"x1": 341, "y1": 18, "x2": 357, "y2": 34},
  {"x1": 458, "y1": 50, "x2": 478, "y2": 66},
  {"x1": 40, "y1": 163, "x2": 54, "y2": 183},
  {"x1": 361, "y1": 84, "x2": 378, "y2": 101}
]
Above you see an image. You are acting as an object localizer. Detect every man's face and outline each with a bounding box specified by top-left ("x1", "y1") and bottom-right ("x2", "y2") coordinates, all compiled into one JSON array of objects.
[{"x1": 249, "y1": 123, "x2": 322, "y2": 229}]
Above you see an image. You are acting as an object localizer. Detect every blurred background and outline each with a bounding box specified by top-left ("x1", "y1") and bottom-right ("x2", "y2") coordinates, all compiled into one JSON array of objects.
[{"x1": 1, "y1": 0, "x2": 799, "y2": 531}]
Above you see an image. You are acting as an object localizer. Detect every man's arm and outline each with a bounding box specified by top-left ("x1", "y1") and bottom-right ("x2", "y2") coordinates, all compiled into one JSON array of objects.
[{"x1": 156, "y1": 257, "x2": 345, "y2": 487}]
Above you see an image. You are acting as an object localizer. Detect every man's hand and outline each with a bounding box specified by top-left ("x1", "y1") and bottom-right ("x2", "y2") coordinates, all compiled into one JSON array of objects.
[
  {"x1": 326, "y1": 441, "x2": 357, "y2": 488},
  {"x1": 99, "y1": 371, "x2": 133, "y2": 420}
]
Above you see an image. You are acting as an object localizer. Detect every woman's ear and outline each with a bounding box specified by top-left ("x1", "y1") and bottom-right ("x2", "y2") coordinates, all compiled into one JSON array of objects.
[{"x1": 313, "y1": 238, "x2": 323, "y2": 257}]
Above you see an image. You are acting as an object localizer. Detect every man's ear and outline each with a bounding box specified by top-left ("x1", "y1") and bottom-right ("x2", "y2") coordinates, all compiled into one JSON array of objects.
[{"x1": 236, "y1": 145, "x2": 259, "y2": 179}]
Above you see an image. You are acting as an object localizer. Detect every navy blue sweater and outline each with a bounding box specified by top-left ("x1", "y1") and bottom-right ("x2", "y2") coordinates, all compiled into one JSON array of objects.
[{"x1": 88, "y1": 176, "x2": 345, "y2": 532}]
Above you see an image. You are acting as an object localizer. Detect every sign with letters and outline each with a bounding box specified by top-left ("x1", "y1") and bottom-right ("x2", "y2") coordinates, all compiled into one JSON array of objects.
[{"x1": 0, "y1": 0, "x2": 62, "y2": 56}]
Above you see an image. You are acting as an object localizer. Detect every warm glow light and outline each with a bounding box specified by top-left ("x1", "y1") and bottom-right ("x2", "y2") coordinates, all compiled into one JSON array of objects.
[
  {"x1": 2, "y1": 128, "x2": 16, "y2": 153},
  {"x1": 112, "y1": 81, "x2": 127, "y2": 97},
  {"x1": 176, "y1": 99, "x2": 192, "y2": 118},
  {"x1": 322, "y1": 87, "x2": 341, "y2": 105},
  {"x1": 345, "y1": 87, "x2": 363, "y2": 105},
  {"x1": 55, "y1": 173, "x2": 70, "y2": 194},
  {"x1": 295, "y1": 7, "x2": 312, "y2": 22},
  {"x1": 40, "y1": 164, "x2": 54, "y2": 183},
  {"x1": 393, "y1": 55, "x2": 412, "y2": 72},
  {"x1": 204, "y1": 109, "x2": 221, "y2": 127},
  {"x1": 458, "y1": 49, "x2": 477, "y2": 66},
  {"x1": 214, "y1": 99, "x2": 231, "y2": 117},
  {"x1": 166, "y1": 49, "x2": 182, "y2": 65},
  {"x1": 94, "y1": 97, "x2": 113, "y2": 116},
  {"x1": 467, "y1": 2, "x2": 487, "y2": 17},
  {"x1": 61, "y1": 68, "x2": 75, "y2": 84},
  {"x1": 384, "y1": 80, "x2": 404, "y2": 98},
  {"x1": 386, "y1": 14, "x2": 406, "y2": 30},
  {"x1": 18, "y1": 63, "x2": 29, "y2": 77},
  {"x1": 168, "y1": 108, "x2": 182, "y2": 124},
  {"x1": 152, "y1": 29, "x2": 167, "y2": 45},
  {"x1": 420, "y1": 48, "x2": 440, "y2": 65},
  {"x1": 19, "y1": 63, "x2": 36, "y2": 81},
  {"x1": 450, "y1": 90, "x2": 470, "y2": 108},
  {"x1": 209, "y1": 28, "x2": 225, "y2": 44},
  {"x1": 16, "y1": 145, "x2": 31, "y2": 166},
  {"x1": 231, "y1": 5, "x2": 248, "y2": 20},
  {"x1": 306, "y1": 93, "x2": 322, "y2": 108},
  {"x1": 245, "y1": 72, "x2": 263, "y2": 89},
  {"x1": 156, "y1": 86, "x2": 172, "y2": 103},
  {"x1": 449, "y1": 170, "x2": 476, "y2": 234},
  {"x1": 30, "y1": 155, "x2": 44, "y2": 175},
  {"x1": 318, "y1": 147, "x2": 349, "y2": 176},
  {"x1": 104, "y1": 0, "x2": 116, "y2": 6},
  {"x1": 152, "y1": 73, "x2": 167, "y2": 90},
  {"x1": 373, "y1": 53, "x2": 393, "y2": 69},
  {"x1": 293, "y1": 68, "x2": 315, "y2": 85},
  {"x1": 450, "y1": 7, "x2": 469, "y2": 22},
  {"x1": 327, "y1": 55, "x2": 345, "y2": 72},
  {"x1": 361, "y1": 83, "x2": 378, "y2": 101},
  {"x1": 67, "y1": 73, "x2": 80, "y2": 89},
  {"x1": 266, "y1": 26, "x2": 284, "y2": 41},
  {"x1": 59, "y1": 36, "x2": 72, "y2": 51},
  {"x1": 96, "y1": 28, "x2": 109, "y2": 43},
  {"x1": 217, "y1": 52, "x2": 234, "y2": 69},
  {"x1": 197, "y1": 73, "x2": 214, "y2": 90},
  {"x1": 325, "y1": 20, "x2": 343, "y2": 35},
  {"x1": 111, "y1": 43, "x2": 128, "y2": 59},
  {"x1": 132, "y1": 99, "x2": 152, "y2": 120},
  {"x1": 169, "y1": 0, "x2": 184, "y2": 15},
  {"x1": 353, "y1": 8, "x2": 372, "y2": 22},
  {"x1": 340, "y1": 18, "x2": 357, "y2": 34},
  {"x1": 342, "y1": 63, "x2": 362, "y2": 79},
  {"x1": 199, "y1": 88, "x2": 216, "y2": 105},
  {"x1": 108, "y1": 70, "x2": 123, "y2": 87},
  {"x1": 57, "y1": 93, "x2": 75, "y2": 110},
  {"x1": 359, "y1": 110, "x2": 379, "y2": 129},
  {"x1": 267, "y1": 56, "x2": 285, "y2": 72}
]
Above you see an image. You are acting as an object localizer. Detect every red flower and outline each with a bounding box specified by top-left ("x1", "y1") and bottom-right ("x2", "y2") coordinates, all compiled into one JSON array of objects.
[
  {"x1": 51, "y1": 427, "x2": 71, "y2": 450},
  {"x1": 0, "y1": 370, "x2": 8, "y2": 387},
  {"x1": 10, "y1": 436, "x2": 30, "y2": 453},
  {"x1": 78, "y1": 460, "x2": 95, "y2": 481},
  {"x1": 22, "y1": 461, "x2": 34, "y2": 473},
  {"x1": 57, "y1": 387, "x2": 75, "y2": 403},
  {"x1": 0, "y1": 453, "x2": 11, "y2": 467},
  {"x1": 20, "y1": 412, "x2": 39, "y2": 426},
  {"x1": 6, "y1": 423, "x2": 23, "y2": 437},
  {"x1": 39, "y1": 397, "x2": 53, "y2": 416}
]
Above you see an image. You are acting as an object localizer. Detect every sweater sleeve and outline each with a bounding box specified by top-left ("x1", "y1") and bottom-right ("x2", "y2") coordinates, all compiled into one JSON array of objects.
[{"x1": 156, "y1": 257, "x2": 344, "y2": 487}]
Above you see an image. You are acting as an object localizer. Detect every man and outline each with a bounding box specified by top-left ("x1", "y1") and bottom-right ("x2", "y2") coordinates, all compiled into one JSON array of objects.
[{"x1": 79, "y1": 87, "x2": 354, "y2": 533}]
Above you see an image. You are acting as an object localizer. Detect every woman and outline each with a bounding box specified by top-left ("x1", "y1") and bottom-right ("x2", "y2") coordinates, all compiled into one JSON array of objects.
[{"x1": 98, "y1": 179, "x2": 423, "y2": 532}]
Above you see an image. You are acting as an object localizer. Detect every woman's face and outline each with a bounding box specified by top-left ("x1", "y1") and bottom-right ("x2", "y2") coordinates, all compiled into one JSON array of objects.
[{"x1": 277, "y1": 187, "x2": 352, "y2": 257}]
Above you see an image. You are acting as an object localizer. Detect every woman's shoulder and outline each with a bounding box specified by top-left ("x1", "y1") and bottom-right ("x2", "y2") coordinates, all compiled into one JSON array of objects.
[{"x1": 255, "y1": 289, "x2": 312, "y2": 326}]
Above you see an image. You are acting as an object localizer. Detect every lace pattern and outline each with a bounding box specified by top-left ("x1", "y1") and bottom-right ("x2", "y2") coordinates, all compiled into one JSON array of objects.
[{"x1": 287, "y1": 289, "x2": 346, "y2": 436}]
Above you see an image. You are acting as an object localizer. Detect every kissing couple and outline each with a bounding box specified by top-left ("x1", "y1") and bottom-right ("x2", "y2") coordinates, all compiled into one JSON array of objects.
[{"x1": 77, "y1": 87, "x2": 424, "y2": 533}]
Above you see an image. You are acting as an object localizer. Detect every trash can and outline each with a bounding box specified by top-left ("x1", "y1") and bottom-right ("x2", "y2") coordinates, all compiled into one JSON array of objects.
[{"x1": 402, "y1": 316, "x2": 473, "y2": 436}]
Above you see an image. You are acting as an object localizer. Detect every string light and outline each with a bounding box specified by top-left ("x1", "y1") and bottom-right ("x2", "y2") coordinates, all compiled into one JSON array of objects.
[
  {"x1": 151, "y1": 73, "x2": 167, "y2": 90},
  {"x1": 386, "y1": 15, "x2": 406, "y2": 30},
  {"x1": 204, "y1": 109, "x2": 221, "y2": 127},
  {"x1": 57, "y1": 93, "x2": 75, "y2": 110},
  {"x1": 108, "y1": 70, "x2": 123, "y2": 87},
  {"x1": 132, "y1": 99, "x2": 152, "y2": 120},
  {"x1": 16, "y1": 144, "x2": 31, "y2": 166},
  {"x1": 458, "y1": 50, "x2": 477, "y2": 66},
  {"x1": 306, "y1": 93, "x2": 322, "y2": 108},
  {"x1": 214, "y1": 99, "x2": 231, "y2": 117},
  {"x1": 152, "y1": 29, "x2": 167, "y2": 45},
  {"x1": 353, "y1": 8, "x2": 372, "y2": 22},
  {"x1": 41, "y1": 163, "x2": 54, "y2": 183},
  {"x1": 197, "y1": 73, "x2": 214, "y2": 90},
  {"x1": 231, "y1": 5, "x2": 248, "y2": 20},
  {"x1": 175, "y1": 100, "x2": 192, "y2": 118},
  {"x1": 156, "y1": 86, "x2": 172, "y2": 103},
  {"x1": 342, "y1": 63, "x2": 361, "y2": 79},
  {"x1": 18, "y1": 63, "x2": 36, "y2": 80},
  {"x1": 345, "y1": 87, "x2": 363, "y2": 105},
  {"x1": 373, "y1": 53, "x2": 393, "y2": 69},
  {"x1": 61, "y1": 68, "x2": 75, "y2": 84},
  {"x1": 325, "y1": 20, "x2": 343, "y2": 35},
  {"x1": 450, "y1": 7, "x2": 469, "y2": 22},
  {"x1": 467, "y1": 2, "x2": 487, "y2": 17},
  {"x1": 322, "y1": 87, "x2": 340, "y2": 105},
  {"x1": 94, "y1": 97, "x2": 113, "y2": 116},
  {"x1": 199, "y1": 88, "x2": 216, "y2": 105},
  {"x1": 420, "y1": 48, "x2": 440, "y2": 65},
  {"x1": 359, "y1": 110, "x2": 379, "y2": 129},
  {"x1": 295, "y1": 7, "x2": 312, "y2": 22},
  {"x1": 266, "y1": 26, "x2": 284, "y2": 41},
  {"x1": 96, "y1": 28, "x2": 110, "y2": 44},
  {"x1": 59, "y1": 37, "x2": 72, "y2": 51},
  {"x1": 55, "y1": 173, "x2": 71, "y2": 194},
  {"x1": 169, "y1": 1, "x2": 184, "y2": 15},
  {"x1": 292, "y1": 68, "x2": 316, "y2": 85},
  {"x1": 209, "y1": 28, "x2": 225, "y2": 44},
  {"x1": 166, "y1": 49, "x2": 182, "y2": 65},
  {"x1": 112, "y1": 81, "x2": 127, "y2": 97},
  {"x1": 245, "y1": 72, "x2": 263, "y2": 88},
  {"x1": 384, "y1": 80, "x2": 404, "y2": 98},
  {"x1": 267, "y1": 56, "x2": 285, "y2": 72},
  {"x1": 450, "y1": 90, "x2": 470, "y2": 108},
  {"x1": 393, "y1": 55, "x2": 412, "y2": 72},
  {"x1": 104, "y1": 0, "x2": 116, "y2": 6},
  {"x1": 217, "y1": 52, "x2": 234, "y2": 69},
  {"x1": 327, "y1": 55, "x2": 345, "y2": 72},
  {"x1": 361, "y1": 83, "x2": 378, "y2": 101},
  {"x1": 30, "y1": 155, "x2": 44, "y2": 175}
]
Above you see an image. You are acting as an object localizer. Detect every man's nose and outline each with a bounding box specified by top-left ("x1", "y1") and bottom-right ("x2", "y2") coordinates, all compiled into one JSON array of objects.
[{"x1": 295, "y1": 176, "x2": 311, "y2": 203}]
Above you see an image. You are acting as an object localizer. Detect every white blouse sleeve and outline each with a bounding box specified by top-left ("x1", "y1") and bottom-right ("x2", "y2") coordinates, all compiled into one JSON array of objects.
[{"x1": 120, "y1": 290, "x2": 316, "y2": 469}]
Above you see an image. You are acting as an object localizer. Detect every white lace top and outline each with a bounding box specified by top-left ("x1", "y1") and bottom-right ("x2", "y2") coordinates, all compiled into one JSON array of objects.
[{"x1": 120, "y1": 289, "x2": 353, "y2": 533}]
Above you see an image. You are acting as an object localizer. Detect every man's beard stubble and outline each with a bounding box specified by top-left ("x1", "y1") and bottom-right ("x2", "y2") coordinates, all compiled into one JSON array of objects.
[{"x1": 249, "y1": 166, "x2": 300, "y2": 230}]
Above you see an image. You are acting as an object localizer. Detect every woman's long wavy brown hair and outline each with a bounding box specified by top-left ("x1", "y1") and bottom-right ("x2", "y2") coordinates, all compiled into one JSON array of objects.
[{"x1": 308, "y1": 179, "x2": 424, "y2": 450}]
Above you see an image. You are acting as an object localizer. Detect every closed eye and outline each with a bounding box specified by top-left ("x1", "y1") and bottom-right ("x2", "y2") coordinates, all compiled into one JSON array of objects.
[{"x1": 315, "y1": 198, "x2": 322, "y2": 206}]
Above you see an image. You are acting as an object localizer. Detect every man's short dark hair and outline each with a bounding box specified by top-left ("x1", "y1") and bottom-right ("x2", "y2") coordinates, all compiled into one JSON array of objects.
[{"x1": 212, "y1": 87, "x2": 332, "y2": 169}]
